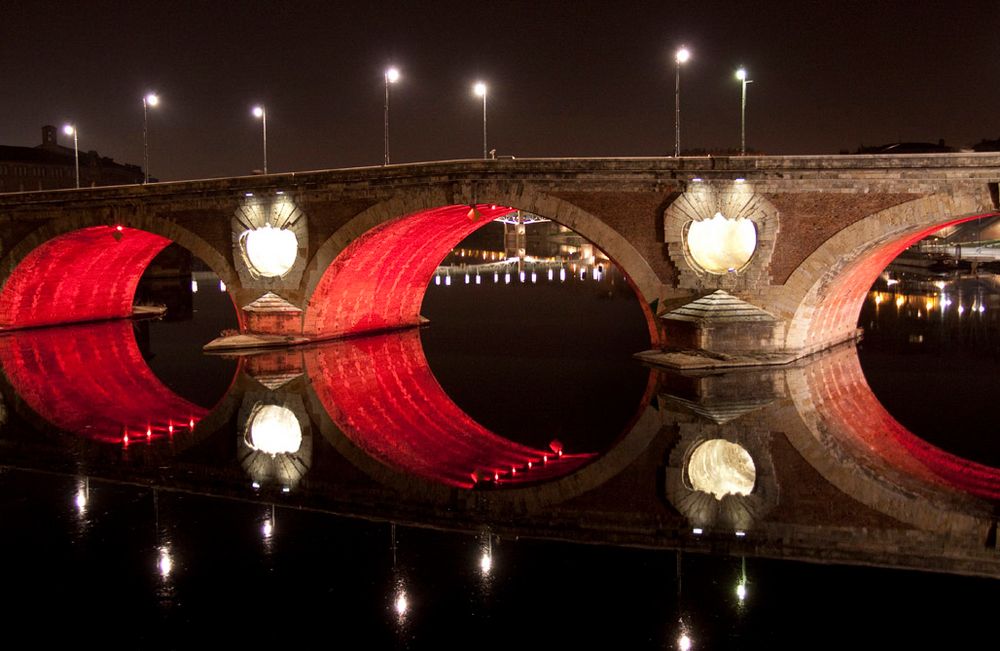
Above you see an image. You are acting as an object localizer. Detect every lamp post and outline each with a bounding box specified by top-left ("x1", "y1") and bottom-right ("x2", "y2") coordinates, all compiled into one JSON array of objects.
[
  {"x1": 142, "y1": 92, "x2": 159, "y2": 183},
  {"x1": 735, "y1": 68, "x2": 752, "y2": 156},
  {"x1": 473, "y1": 81, "x2": 487, "y2": 159},
  {"x1": 62, "y1": 124, "x2": 79, "y2": 188},
  {"x1": 674, "y1": 46, "x2": 690, "y2": 157},
  {"x1": 252, "y1": 105, "x2": 267, "y2": 174},
  {"x1": 384, "y1": 67, "x2": 400, "y2": 165}
]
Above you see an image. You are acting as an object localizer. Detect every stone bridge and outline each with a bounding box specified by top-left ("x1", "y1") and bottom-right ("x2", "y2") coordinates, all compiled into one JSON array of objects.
[{"x1": 0, "y1": 154, "x2": 998, "y2": 361}]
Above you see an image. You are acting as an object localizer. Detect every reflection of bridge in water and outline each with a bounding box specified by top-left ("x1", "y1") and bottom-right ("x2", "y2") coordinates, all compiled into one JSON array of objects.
[{"x1": 0, "y1": 324, "x2": 998, "y2": 576}]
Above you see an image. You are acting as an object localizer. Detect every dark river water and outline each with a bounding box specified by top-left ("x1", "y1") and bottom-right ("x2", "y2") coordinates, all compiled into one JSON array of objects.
[{"x1": 1, "y1": 228, "x2": 998, "y2": 648}]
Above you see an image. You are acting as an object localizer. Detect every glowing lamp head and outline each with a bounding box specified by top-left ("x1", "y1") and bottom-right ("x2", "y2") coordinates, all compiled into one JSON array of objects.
[
  {"x1": 474, "y1": 82, "x2": 487, "y2": 97},
  {"x1": 145, "y1": 93, "x2": 160, "y2": 107},
  {"x1": 252, "y1": 105, "x2": 265, "y2": 118},
  {"x1": 676, "y1": 47, "x2": 691, "y2": 64},
  {"x1": 736, "y1": 68, "x2": 747, "y2": 81},
  {"x1": 480, "y1": 552, "x2": 493, "y2": 574},
  {"x1": 386, "y1": 67, "x2": 400, "y2": 83},
  {"x1": 62, "y1": 124, "x2": 75, "y2": 136},
  {"x1": 737, "y1": 582, "x2": 747, "y2": 601}
]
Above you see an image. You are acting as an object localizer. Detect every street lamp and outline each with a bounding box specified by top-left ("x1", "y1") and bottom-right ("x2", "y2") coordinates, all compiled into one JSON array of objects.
[
  {"x1": 735, "y1": 68, "x2": 752, "y2": 156},
  {"x1": 62, "y1": 124, "x2": 79, "y2": 188},
  {"x1": 473, "y1": 81, "x2": 487, "y2": 159},
  {"x1": 674, "y1": 46, "x2": 691, "y2": 157},
  {"x1": 384, "y1": 66, "x2": 400, "y2": 165},
  {"x1": 142, "y1": 92, "x2": 159, "y2": 183},
  {"x1": 252, "y1": 105, "x2": 268, "y2": 174}
]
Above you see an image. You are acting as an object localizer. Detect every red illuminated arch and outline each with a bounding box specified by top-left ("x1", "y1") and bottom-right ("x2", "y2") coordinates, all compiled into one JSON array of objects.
[
  {"x1": 0, "y1": 320, "x2": 209, "y2": 444},
  {"x1": 0, "y1": 216, "x2": 237, "y2": 331},
  {"x1": 305, "y1": 329, "x2": 595, "y2": 489},
  {"x1": 783, "y1": 197, "x2": 1000, "y2": 354},
  {"x1": 0, "y1": 226, "x2": 170, "y2": 329},
  {"x1": 304, "y1": 204, "x2": 519, "y2": 338},
  {"x1": 302, "y1": 195, "x2": 663, "y2": 343}
]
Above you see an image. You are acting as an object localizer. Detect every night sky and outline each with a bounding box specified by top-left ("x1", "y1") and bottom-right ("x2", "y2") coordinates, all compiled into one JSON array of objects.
[{"x1": 2, "y1": 0, "x2": 998, "y2": 181}]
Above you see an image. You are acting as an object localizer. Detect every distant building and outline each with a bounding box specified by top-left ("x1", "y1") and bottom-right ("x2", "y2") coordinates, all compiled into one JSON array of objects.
[
  {"x1": 972, "y1": 137, "x2": 1000, "y2": 152},
  {"x1": 853, "y1": 140, "x2": 955, "y2": 154},
  {"x1": 0, "y1": 126, "x2": 144, "y2": 192}
]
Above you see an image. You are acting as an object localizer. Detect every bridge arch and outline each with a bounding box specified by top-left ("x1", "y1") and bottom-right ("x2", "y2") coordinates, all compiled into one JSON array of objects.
[
  {"x1": 780, "y1": 192, "x2": 999, "y2": 354},
  {"x1": 0, "y1": 212, "x2": 238, "y2": 329},
  {"x1": 300, "y1": 186, "x2": 664, "y2": 343}
]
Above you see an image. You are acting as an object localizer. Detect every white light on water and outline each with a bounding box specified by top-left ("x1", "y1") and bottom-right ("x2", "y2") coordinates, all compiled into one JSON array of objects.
[{"x1": 158, "y1": 547, "x2": 173, "y2": 577}]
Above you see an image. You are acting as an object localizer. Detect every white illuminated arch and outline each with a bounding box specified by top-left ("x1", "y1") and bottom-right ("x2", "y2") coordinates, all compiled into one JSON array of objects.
[
  {"x1": 686, "y1": 212, "x2": 757, "y2": 274},
  {"x1": 240, "y1": 224, "x2": 299, "y2": 278},
  {"x1": 687, "y1": 439, "x2": 756, "y2": 500},
  {"x1": 246, "y1": 404, "x2": 302, "y2": 455}
]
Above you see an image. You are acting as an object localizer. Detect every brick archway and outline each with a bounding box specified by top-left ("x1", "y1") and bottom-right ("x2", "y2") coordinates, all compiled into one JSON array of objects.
[
  {"x1": 301, "y1": 186, "x2": 664, "y2": 343},
  {"x1": 0, "y1": 213, "x2": 238, "y2": 330},
  {"x1": 779, "y1": 193, "x2": 999, "y2": 355}
]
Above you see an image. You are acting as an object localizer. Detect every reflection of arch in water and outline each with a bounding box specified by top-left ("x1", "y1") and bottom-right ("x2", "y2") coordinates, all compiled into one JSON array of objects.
[
  {"x1": 0, "y1": 320, "x2": 209, "y2": 444},
  {"x1": 302, "y1": 329, "x2": 661, "y2": 514},
  {"x1": 237, "y1": 390, "x2": 313, "y2": 490},
  {"x1": 784, "y1": 343, "x2": 999, "y2": 535},
  {"x1": 663, "y1": 413, "x2": 779, "y2": 533},
  {"x1": 306, "y1": 330, "x2": 596, "y2": 489}
]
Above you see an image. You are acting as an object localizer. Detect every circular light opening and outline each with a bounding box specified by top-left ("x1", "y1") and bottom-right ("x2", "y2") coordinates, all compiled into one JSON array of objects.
[
  {"x1": 687, "y1": 439, "x2": 756, "y2": 500},
  {"x1": 241, "y1": 224, "x2": 298, "y2": 278},
  {"x1": 686, "y1": 212, "x2": 757, "y2": 274},
  {"x1": 246, "y1": 404, "x2": 302, "y2": 455}
]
